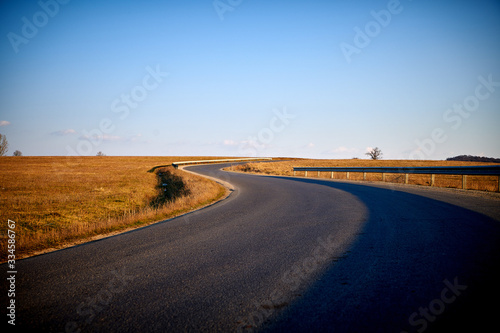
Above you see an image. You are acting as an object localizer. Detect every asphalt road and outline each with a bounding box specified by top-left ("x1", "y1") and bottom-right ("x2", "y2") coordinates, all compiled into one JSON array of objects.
[{"x1": 5, "y1": 163, "x2": 500, "y2": 332}]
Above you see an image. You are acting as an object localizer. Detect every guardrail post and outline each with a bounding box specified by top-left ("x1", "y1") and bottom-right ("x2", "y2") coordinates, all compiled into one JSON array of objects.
[
  {"x1": 294, "y1": 170, "x2": 296, "y2": 176},
  {"x1": 405, "y1": 173, "x2": 409, "y2": 184},
  {"x1": 462, "y1": 175, "x2": 467, "y2": 190},
  {"x1": 346, "y1": 172, "x2": 349, "y2": 180},
  {"x1": 431, "y1": 174, "x2": 435, "y2": 187},
  {"x1": 363, "y1": 172, "x2": 366, "y2": 181},
  {"x1": 382, "y1": 173, "x2": 385, "y2": 182},
  {"x1": 331, "y1": 171, "x2": 334, "y2": 179},
  {"x1": 305, "y1": 170, "x2": 308, "y2": 177},
  {"x1": 318, "y1": 171, "x2": 320, "y2": 177}
]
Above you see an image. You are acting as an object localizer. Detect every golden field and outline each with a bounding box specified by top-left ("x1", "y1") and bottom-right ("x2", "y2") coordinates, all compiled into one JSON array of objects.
[
  {"x1": 0, "y1": 156, "x2": 230, "y2": 260},
  {"x1": 233, "y1": 159, "x2": 500, "y2": 192},
  {"x1": 2, "y1": 156, "x2": 498, "y2": 261}
]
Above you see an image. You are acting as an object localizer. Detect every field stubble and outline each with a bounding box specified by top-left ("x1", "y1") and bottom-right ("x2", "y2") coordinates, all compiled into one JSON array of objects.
[{"x1": 0, "y1": 156, "x2": 228, "y2": 261}]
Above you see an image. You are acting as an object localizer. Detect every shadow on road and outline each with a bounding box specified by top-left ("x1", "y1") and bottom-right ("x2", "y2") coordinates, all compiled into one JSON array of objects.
[{"x1": 260, "y1": 176, "x2": 500, "y2": 333}]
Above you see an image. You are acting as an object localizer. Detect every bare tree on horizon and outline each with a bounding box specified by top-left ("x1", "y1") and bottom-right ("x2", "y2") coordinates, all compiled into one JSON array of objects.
[
  {"x1": 0, "y1": 133, "x2": 8, "y2": 156},
  {"x1": 366, "y1": 147, "x2": 382, "y2": 160}
]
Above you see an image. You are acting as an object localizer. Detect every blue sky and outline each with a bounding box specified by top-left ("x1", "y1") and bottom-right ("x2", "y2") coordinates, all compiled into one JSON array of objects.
[{"x1": 0, "y1": 0, "x2": 499, "y2": 159}]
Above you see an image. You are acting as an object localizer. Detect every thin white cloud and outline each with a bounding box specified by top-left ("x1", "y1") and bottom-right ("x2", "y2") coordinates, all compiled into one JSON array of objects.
[
  {"x1": 128, "y1": 134, "x2": 144, "y2": 143},
  {"x1": 79, "y1": 134, "x2": 122, "y2": 142},
  {"x1": 77, "y1": 133, "x2": 146, "y2": 143},
  {"x1": 51, "y1": 129, "x2": 77, "y2": 136},
  {"x1": 324, "y1": 146, "x2": 358, "y2": 154},
  {"x1": 333, "y1": 146, "x2": 352, "y2": 153},
  {"x1": 223, "y1": 139, "x2": 238, "y2": 146},
  {"x1": 319, "y1": 146, "x2": 365, "y2": 159},
  {"x1": 0, "y1": 120, "x2": 11, "y2": 127}
]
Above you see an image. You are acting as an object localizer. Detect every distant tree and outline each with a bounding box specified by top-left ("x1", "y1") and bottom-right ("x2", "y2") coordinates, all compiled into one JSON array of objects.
[
  {"x1": 365, "y1": 147, "x2": 382, "y2": 160},
  {"x1": 96, "y1": 151, "x2": 106, "y2": 156},
  {"x1": 13, "y1": 150, "x2": 22, "y2": 156},
  {"x1": 446, "y1": 155, "x2": 500, "y2": 163},
  {"x1": 0, "y1": 133, "x2": 8, "y2": 156}
]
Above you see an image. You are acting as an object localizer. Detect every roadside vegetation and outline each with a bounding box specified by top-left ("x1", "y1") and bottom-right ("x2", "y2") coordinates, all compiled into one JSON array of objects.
[
  {"x1": 0, "y1": 156, "x2": 228, "y2": 261},
  {"x1": 232, "y1": 159, "x2": 500, "y2": 192}
]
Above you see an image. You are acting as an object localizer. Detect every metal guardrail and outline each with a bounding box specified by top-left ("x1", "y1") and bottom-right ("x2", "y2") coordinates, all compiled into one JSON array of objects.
[
  {"x1": 293, "y1": 166, "x2": 500, "y2": 175},
  {"x1": 172, "y1": 158, "x2": 272, "y2": 169},
  {"x1": 293, "y1": 165, "x2": 500, "y2": 191}
]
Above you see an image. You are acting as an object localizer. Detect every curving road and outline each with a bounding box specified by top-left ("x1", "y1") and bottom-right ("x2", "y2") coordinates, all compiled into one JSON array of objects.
[{"x1": 6, "y1": 163, "x2": 500, "y2": 332}]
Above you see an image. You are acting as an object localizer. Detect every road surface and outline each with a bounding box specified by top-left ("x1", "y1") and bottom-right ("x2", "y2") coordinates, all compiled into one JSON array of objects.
[{"x1": 5, "y1": 163, "x2": 500, "y2": 332}]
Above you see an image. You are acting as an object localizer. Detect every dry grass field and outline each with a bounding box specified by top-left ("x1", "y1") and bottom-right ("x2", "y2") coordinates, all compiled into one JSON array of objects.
[
  {"x1": 233, "y1": 159, "x2": 500, "y2": 192},
  {"x1": 0, "y1": 156, "x2": 230, "y2": 261},
  {"x1": 2, "y1": 157, "x2": 498, "y2": 261}
]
